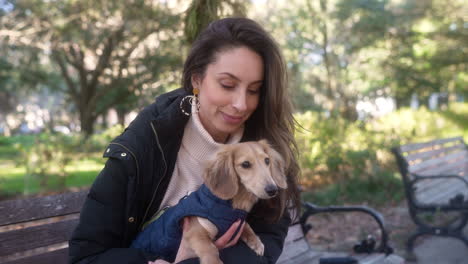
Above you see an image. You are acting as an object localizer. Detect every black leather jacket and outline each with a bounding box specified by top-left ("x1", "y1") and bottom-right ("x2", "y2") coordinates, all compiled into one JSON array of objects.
[{"x1": 69, "y1": 88, "x2": 290, "y2": 264}]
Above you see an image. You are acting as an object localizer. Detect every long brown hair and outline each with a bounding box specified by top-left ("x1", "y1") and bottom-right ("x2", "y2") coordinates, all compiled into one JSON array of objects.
[{"x1": 182, "y1": 17, "x2": 301, "y2": 222}]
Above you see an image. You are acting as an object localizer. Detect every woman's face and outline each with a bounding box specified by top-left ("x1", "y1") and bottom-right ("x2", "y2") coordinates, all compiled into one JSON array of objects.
[{"x1": 193, "y1": 46, "x2": 263, "y2": 143}]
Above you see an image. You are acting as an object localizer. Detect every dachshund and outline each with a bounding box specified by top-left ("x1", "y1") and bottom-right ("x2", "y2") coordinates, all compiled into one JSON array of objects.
[{"x1": 182, "y1": 139, "x2": 287, "y2": 264}]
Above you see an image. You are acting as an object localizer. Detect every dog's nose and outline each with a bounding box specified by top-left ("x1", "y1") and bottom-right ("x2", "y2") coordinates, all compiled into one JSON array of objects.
[{"x1": 265, "y1": 185, "x2": 278, "y2": 197}]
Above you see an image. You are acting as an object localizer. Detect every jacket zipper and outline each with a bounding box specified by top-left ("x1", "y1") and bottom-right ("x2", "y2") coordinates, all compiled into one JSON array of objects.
[{"x1": 139, "y1": 122, "x2": 168, "y2": 230}]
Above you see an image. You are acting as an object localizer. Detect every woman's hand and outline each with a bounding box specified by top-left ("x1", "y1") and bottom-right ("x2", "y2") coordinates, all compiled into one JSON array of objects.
[
  {"x1": 214, "y1": 219, "x2": 245, "y2": 249},
  {"x1": 172, "y1": 217, "x2": 246, "y2": 263}
]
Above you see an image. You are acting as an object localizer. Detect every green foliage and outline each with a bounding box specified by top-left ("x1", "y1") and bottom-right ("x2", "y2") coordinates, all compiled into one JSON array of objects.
[
  {"x1": 14, "y1": 132, "x2": 81, "y2": 194},
  {"x1": 296, "y1": 102, "x2": 468, "y2": 205},
  {"x1": 255, "y1": 0, "x2": 466, "y2": 111},
  {"x1": 296, "y1": 111, "x2": 389, "y2": 186},
  {"x1": 370, "y1": 102, "x2": 468, "y2": 143},
  {"x1": 1, "y1": 0, "x2": 183, "y2": 136},
  {"x1": 302, "y1": 171, "x2": 404, "y2": 207},
  {"x1": 87, "y1": 124, "x2": 125, "y2": 152},
  {"x1": 335, "y1": 0, "x2": 395, "y2": 52},
  {"x1": 184, "y1": 0, "x2": 247, "y2": 44},
  {"x1": 0, "y1": 135, "x2": 35, "y2": 158},
  {"x1": 261, "y1": 0, "x2": 398, "y2": 116},
  {"x1": 0, "y1": 125, "x2": 124, "y2": 197},
  {"x1": 382, "y1": 0, "x2": 467, "y2": 104}
]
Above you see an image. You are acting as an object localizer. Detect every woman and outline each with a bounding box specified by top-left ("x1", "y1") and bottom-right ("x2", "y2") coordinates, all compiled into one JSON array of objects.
[{"x1": 69, "y1": 17, "x2": 300, "y2": 264}]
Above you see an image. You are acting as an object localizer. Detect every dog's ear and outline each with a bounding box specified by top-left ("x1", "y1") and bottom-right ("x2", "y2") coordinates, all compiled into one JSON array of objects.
[
  {"x1": 259, "y1": 140, "x2": 288, "y2": 189},
  {"x1": 203, "y1": 147, "x2": 239, "y2": 200}
]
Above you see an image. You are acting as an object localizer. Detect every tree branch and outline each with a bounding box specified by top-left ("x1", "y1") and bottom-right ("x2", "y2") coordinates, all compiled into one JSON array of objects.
[
  {"x1": 88, "y1": 25, "x2": 125, "y2": 91},
  {"x1": 67, "y1": 43, "x2": 88, "y2": 89},
  {"x1": 87, "y1": 31, "x2": 155, "y2": 109},
  {"x1": 52, "y1": 51, "x2": 78, "y2": 100}
]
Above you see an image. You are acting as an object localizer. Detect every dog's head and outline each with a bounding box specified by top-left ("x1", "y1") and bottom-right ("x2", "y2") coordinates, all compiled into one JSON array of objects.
[{"x1": 203, "y1": 140, "x2": 287, "y2": 200}]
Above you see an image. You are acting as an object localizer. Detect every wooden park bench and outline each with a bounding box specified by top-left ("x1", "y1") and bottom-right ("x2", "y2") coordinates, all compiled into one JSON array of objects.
[
  {"x1": 0, "y1": 190, "x2": 85, "y2": 264},
  {"x1": 0, "y1": 190, "x2": 404, "y2": 264},
  {"x1": 392, "y1": 136, "x2": 468, "y2": 255}
]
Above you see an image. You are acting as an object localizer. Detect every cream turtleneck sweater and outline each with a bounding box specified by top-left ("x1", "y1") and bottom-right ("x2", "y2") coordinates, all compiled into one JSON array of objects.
[{"x1": 158, "y1": 103, "x2": 244, "y2": 211}]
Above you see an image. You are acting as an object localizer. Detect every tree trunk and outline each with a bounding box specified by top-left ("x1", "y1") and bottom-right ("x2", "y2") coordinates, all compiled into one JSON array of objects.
[
  {"x1": 0, "y1": 115, "x2": 11, "y2": 136},
  {"x1": 116, "y1": 108, "x2": 127, "y2": 127},
  {"x1": 394, "y1": 94, "x2": 409, "y2": 109},
  {"x1": 100, "y1": 109, "x2": 109, "y2": 130},
  {"x1": 80, "y1": 110, "x2": 95, "y2": 138}
]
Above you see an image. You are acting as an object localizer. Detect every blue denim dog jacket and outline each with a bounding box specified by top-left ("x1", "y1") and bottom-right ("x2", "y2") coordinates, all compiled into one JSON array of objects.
[{"x1": 130, "y1": 184, "x2": 248, "y2": 262}]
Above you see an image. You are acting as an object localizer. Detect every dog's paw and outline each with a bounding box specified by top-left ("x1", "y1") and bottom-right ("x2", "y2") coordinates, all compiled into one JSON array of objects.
[
  {"x1": 244, "y1": 236, "x2": 264, "y2": 256},
  {"x1": 252, "y1": 241, "x2": 265, "y2": 256}
]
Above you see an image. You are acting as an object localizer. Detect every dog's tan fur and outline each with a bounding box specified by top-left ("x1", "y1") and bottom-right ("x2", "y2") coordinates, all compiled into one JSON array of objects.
[{"x1": 181, "y1": 140, "x2": 287, "y2": 264}]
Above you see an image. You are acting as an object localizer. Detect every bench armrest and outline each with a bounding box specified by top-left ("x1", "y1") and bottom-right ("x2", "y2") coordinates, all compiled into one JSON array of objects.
[{"x1": 300, "y1": 202, "x2": 394, "y2": 255}]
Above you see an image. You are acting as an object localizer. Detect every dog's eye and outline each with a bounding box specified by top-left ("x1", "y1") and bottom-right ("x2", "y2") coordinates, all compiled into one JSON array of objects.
[
  {"x1": 241, "y1": 161, "x2": 251, "y2": 169},
  {"x1": 265, "y1": 158, "x2": 270, "y2": 165}
]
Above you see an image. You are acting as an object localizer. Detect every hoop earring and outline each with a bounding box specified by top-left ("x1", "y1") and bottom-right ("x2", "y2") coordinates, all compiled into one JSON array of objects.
[{"x1": 180, "y1": 88, "x2": 200, "y2": 116}]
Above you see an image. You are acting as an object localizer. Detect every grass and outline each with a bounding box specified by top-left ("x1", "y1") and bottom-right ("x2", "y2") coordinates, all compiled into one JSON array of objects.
[
  {"x1": 65, "y1": 159, "x2": 104, "y2": 187},
  {"x1": 0, "y1": 145, "x2": 19, "y2": 159},
  {"x1": 0, "y1": 133, "x2": 109, "y2": 198},
  {"x1": 0, "y1": 152, "x2": 104, "y2": 198}
]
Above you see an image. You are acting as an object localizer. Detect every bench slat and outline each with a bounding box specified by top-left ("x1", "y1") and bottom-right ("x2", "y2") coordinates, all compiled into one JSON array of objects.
[
  {"x1": 0, "y1": 218, "x2": 78, "y2": 256},
  {"x1": 400, "y1": 136, "x2": 463, "y2": 153},
  {"x1": 2, "y1": 248, "x2": 68, "y2": 264},
  {"x1": 415, "y1": 176, "x2": 459, "y2": 193},
  {"x1": 427, "y1": 190, "x2": 464, "y2": 205},
  {"x1": 405, "y1": 143, "x2": 466, "y2": 163},
  {"x1": 279, "y1": 248, "x2": 404, "y2": 264},
  {"x1": 414, "y1": 171, "x2": 467, "y2": 192},
  {"x1": 284, "y1": 223, "x2": 305, "y2": 243},
  {"x1": 0, "y1": 190, "x2": 87, "y2": 226},
  {"x1": 278, "y1": 247, "x2": 323, "y2": 264},
  {"x1": 411, "y1": 153, "x2": 468, "y2": 205},
  {"x1": 416, "y1": 161, "x2": 465, "y2": 177},
  {"x1": 408, "y1": 157, "x2": 467, "y2": 204},
  {"x1": 359, "y1": 254, "x2": 386, "y2": 263},
  {"x1": 412, "y1": 159, "x2": 466, "y2": 180},
  {"x1": 412, "y1": 157, "x2": 466, "y2": 180},
  {"x1": 278, "y1": 223, "x2": 311, "y2": 263},
  {"x1": 408, "y1": 150, "x2": 466, "y2": 175},
  {"x1": 416, "y1": 179, "x2": 468, "y2": 205},
  {"x1": 425, "y1": 189, "x2": 468, "y2": 206},
  {"x1": 360, "y1": 253, "x2": 405, "y2": 264},
  {"x1": 277, "y1": 237, "x2": 313, "y2": 263}
]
